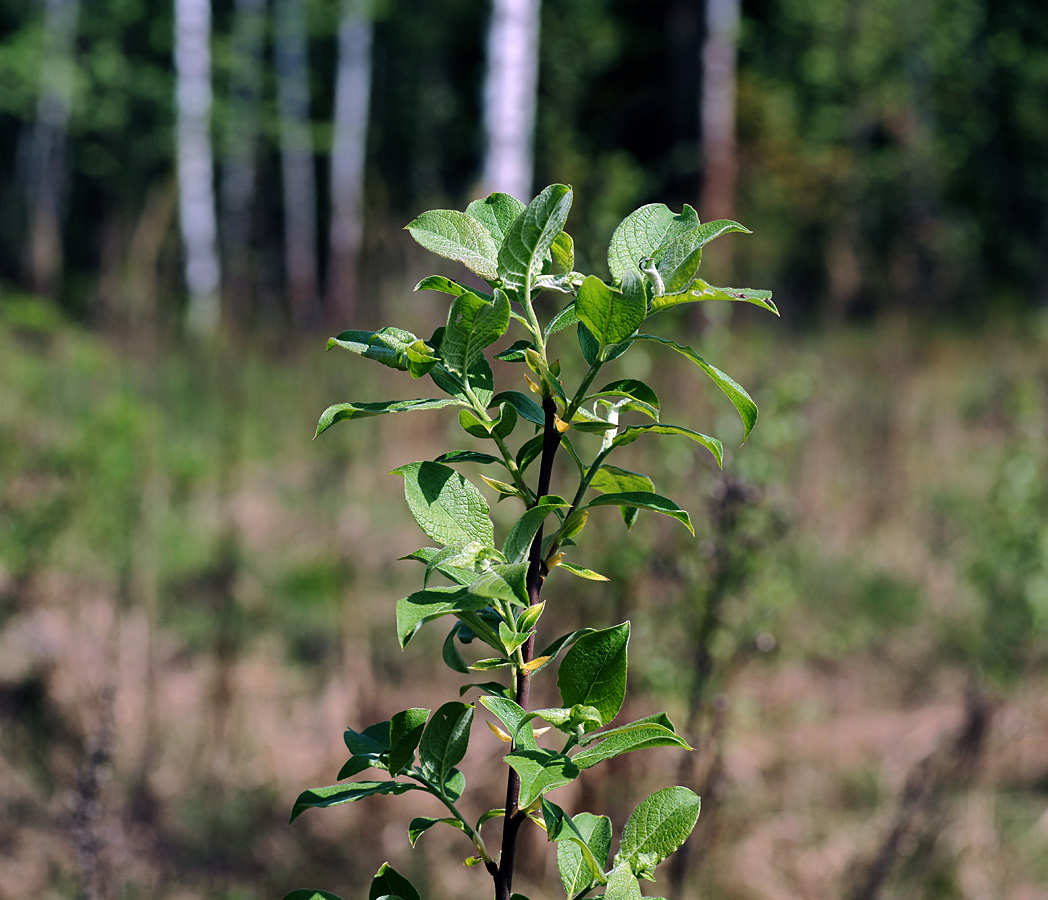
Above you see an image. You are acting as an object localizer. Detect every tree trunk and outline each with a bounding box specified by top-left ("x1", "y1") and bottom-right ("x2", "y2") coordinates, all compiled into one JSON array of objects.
[
  {"x1": 326, "y1": 0, "x2": 373, "y2": 328},
  {"x1": 25, "y1": 0, "x2": 81, "y2": 299},
  {"x1": 699, "y1": 0, "x2": 740, "y2": 227},
  {"x1": 481, "y1": 0, "x2": 541, "y2": 201},
  {"x1": 275, "y1": 0, "x2": 321, "y2": 330},
  {"x1": 175, "y1": 0, "x2": 222, "y2": 334},
  {"x1": 220, "y1": 0, "x2": 268, "y2": 330}
]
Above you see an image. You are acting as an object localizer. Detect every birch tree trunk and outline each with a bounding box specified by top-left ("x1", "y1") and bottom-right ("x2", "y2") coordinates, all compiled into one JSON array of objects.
[
  {"x1": 175, "y1": 0, "x2": 222, "y2": 334},
  {"x1": 220, "y1": 0, "x2": 267, "y2": 329},
  {"x1": 326, "y1": 0, "x2": 373, "y2": 327},
  {"x1": 275, "y1": 0, "x2": 321, "y2": 329},
  {"x1": 481, "y1": 0, "x2": 541, "y2": 201},
  {"x1": 25, "y1": 0, "x2": 81, "y2": 298},
  {"x1": 699, "y1": 0, "x2": 741, "y2": 228}
]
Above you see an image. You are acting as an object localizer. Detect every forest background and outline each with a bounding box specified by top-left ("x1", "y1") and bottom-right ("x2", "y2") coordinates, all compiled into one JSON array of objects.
[{"x1": 1, "y1": 0, "x2": 1047, "y2": 899}]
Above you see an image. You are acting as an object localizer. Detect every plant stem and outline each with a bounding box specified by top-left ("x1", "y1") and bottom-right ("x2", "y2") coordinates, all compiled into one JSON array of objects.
[{"x1": 495, "y1": 395, "x2": 561, "y2": 900}]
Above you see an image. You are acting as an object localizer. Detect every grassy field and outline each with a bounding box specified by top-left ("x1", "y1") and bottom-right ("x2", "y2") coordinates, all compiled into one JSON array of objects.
[{"x1": 1, "y1": 296, "x2": 1047, "y2": 900}]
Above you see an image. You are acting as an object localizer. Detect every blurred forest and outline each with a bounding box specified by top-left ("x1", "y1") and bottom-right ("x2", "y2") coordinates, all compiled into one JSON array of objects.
[{"x1": 1, "y1": 1, "x2": 1048, "y2": 900}]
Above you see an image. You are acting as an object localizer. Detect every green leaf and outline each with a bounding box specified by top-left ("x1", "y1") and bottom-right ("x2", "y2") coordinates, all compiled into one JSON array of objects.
[
  {"x1": 556, "y1": 810, "x2": 613, "y2": 897},
  {"x1": 607, "y1": 204, "x2": 678, "y2": 283},
  {"x1": 402, "y1": 547, "x2": 476, "y2": 586},
  {"x1": 555, "y1": 561, "x2": 610, "y2": 581},
  {"x1": 327, "y1": 327, "x2": 440, "y2": 378},
  {"x1": 587, "y1": 378, "x2": 660, "y2": 415},
  {"x1": 289, "y1": 782, "x2": 415, "y2": 822},
  {"x1": 407, "y1": 816, "x2": 464, "y2": 846},
  {"x1": 589, "y1": 466, "x2": 655, "y2": 529},
  {"x1": 470, "y1": 656, "x2": 511, "y2": 671},
  {"x1": 539, "y1": 629, "x2": 595, "y2": 663},
  {"x1": 443, "y1": 767, "x2": 467, "y2": 801},
  {"x1": 414, "y1": 275, "x2": 492, "y2": 302},
  {"x1": 395, "y1": 586, "x2": 491, "y2": 648},
  {"x1": 575, "y1": 275, "x2": 645, "y2": 350},
  {"x1": 491, "y1": 402, "x2": 518, "y2": 439},
  {"x1": 611, "y1": 424, "x2": 723, "y2": 468},
  {"x1": 557, "y1": 623, "x2": 630, "y2": 725},
  {"x1": 656, "y1": 220, "x2": 751, "y2": 294},
  {"x1": 441, "y1": 290, "x2": 511, "y2": 377},
  {"x1": 434, "y1": 450, "x2": 503, "y2": 467},
  {"x1": 418, "y1": 702, "x2": 474, "y2": 790},
  {"x1": 340, "y1": 720, "x2": 390, "y2": 776},
  {"x1": 369, "y1": 862, "x2": 421, "y2": 900},
  {"x1": 406, "y1": 209, "x2": 499, "y2": 281},
  {"x1": 582, "y1": 492, "x2": 694, "y2": 535},
  {"x1": 466, "y1": 192, "x2": 526, "y2": 247},
  {"x1": 551, "y1": 231, "x2": 574, "y2": 271},
  {"x1": 616, "y1": 787, "x2": 701, "y2": 872},
  {"x1": 503, "y1": 497, "x2": 570, "y2": 563},
  {"x1": 546, "y1": 302, "x2": 579, "y2": 337},
  {"x1": 479, "y1": 695, "x2": 538, "y2": 750},
  {"x1": 490, "y1": 390, "x2": 544, "y2": 426},
  {"x1": 650, "y1": 277, "x2": 779, "y2": 316},
  {"x1": 392, "y1": 461, "x2": 495, "y2": 547},
  {"x1": 516, "y1": 434, "x2": 545, "y2": 473},
  {"x1": 283, "y1": 891, "x2": 347, "y2": 900},
  {"x1": 468, "y1": 562, "x2": 530, "y2": 606},
  {"x1": 442, "y1": 624, "x2": 471, "y2": 674},
  {"x1": 498, "y1": 185, "x2": 573, "y2": 294},
  {"x1": 505, "y1": 749, "x2": 580, "y2": 808},
  {"x1": 388, "y1": 709, "x2": 430, "y2": 775},
  {"x1": 315, "y1": 398, "x2": 459, "y2": 438},
  {"x1": 571, "y1": 723, "x2": 691, "y2": 770},
  {"x1": 431, "y1": 355, "x2": 495, "y2": 407},
  {"x1": 494, "y1": 339, "x2": 536, "y2": 362},
  {"x1": 633, "y1": 335, "x2": 758, "y2": 441},
  {"x1": 605, "y1": 861, "x2": 643, "y2": 900}
]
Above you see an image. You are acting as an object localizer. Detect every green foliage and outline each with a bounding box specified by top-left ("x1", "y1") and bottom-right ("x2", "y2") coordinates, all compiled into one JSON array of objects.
[{"x1": 288, "y1": 186, "x2": 775, "y2": 899}]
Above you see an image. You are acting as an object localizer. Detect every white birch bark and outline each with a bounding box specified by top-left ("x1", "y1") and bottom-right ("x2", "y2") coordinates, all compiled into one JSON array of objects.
[
  {"x1": 699, "y1": 0, "x2": 741, "y2": 224},
  {"x1": 175, "y1": 0, "x2": 222, "y2": 334},
  {"x1": 327, "y1": 0, "x2": 373, "y2": 327},
  {"x1": 481, "y1": 0, "x2": 541, "y2": 202},
  {"x1": 275, "y1": 0, "x2": 321, "y2": 328},
  {"x1": 220, "y1": 0, "x2": 267, "y2": 327},
  {"x1": 25, "y1": 0, "x2": 81, "y2": 297}
]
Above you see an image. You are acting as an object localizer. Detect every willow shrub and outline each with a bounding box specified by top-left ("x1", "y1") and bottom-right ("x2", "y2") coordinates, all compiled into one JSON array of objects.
[{"x1": 285, "y1": 185, "x2": 777, "y2": 900}]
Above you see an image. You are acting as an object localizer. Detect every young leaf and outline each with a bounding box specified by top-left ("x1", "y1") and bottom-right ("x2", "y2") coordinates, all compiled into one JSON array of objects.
[
  {"x1": 604, "y1": 861, "x2": 643, "y2": 900},
  {"x1": 392, "y1": 461, "x2": 495, "y2": 547},
  {"x1": 656, "y1": 220, "x2": 751, "y2": 294},
  {"x1": 468, "y1": 562, "x2": 530, "y2": 606},
  {"x1": 582, "y1": 492, "x2": 694, "y2": 535},
  {"x1": 505, "y1": 749, "x2": 580, "y2": 809},
  {"x1": 494, "y1": 339, "x2": 536, "y2": 362},
  {"x1": 369, "y1": 862, "x2": 422, "y2": 900},
  {"x1": 545, "y1": 302, "x2": 579, "y2": 337},
  {"x1": 289, "y1": 782, "x2": 416, "y2": 823},
  {"x1": 571, "y1": 723, "x2": 691, "y2": 770},
  {"x1": 556, "y1": 811, "x2": 613, "y2": 898},
  {"x1": 556, "y1": 561, "x2": 610, "y2": 581},
  {"x1": 414, "y1": 275, "x2": 492, "y2": 302},
  {"x1": 575, "y1": 275, "x2": 645, "y2": 350},
  {"x1": 633, "y1": 335, "x2": 758, "y2": 441},
  {"x1": 607, "y1": 203, "x2": 678, "y2": 283},
  {"x1": 586, "y1": 379, "x2": 660, "y2": 417},
  {"x1": 315, "y1": 399, "x2": 459, "y2": 438},
  {"x1": 466, "y1": 192, "x2": 526, "y2": 247},
  {"x1": 388, "y1": 709, "x2": 430, "y2": 775},
  {"x1": 442, "y1": 624, "x2": 471, "y2": 674},
  {"x1": 497, "y1": 185, "x2": 573, "y2": 293},
  {"x1": 327, "y1": 327, "x2": 440, "y2": 378},
  {"x1": 407, "y1": 816, "x2": 464, "y2": 846},
  {"x1": 434, "y1": 449, "x2": 503, "y2": 467},
  {"x1": 406, "y1": 209, "x2": 499, "y2": 282},
  {"x1": 557, "y1": 622, "x2": 630, "y2": 725},
  {"x1": 503, "y1": 496, "x2": 570, "y2": 564},
  {"x1": 610, "y1": 424, "x2": 723, "y2": 468},
  {"x1": 441, "y1": 289, "x2": 511, "y2": 378},
  {"x1": 616, "y1": 786, "x2": 701, "y2": 872},
  {"x1": 490, "y1": 390, "x2": 545, "y2": 425},
  {"x1": 649, "y1": 278, "x2": 779, "y2": 316},
  {"x1": 418, "y1": 702, "x2": 474, "y2": 791},
  {"x1": 589, "y1": 466, "x2": 656, "y2": 529},
  {"x1": 395, "y1": 586, "x2": 491, "y2": 648},
  {"x1": 550, "y1": 231, "x2": 574, "y2": 271},
  {"x1": 431, "y1": 354, "x2": 495, "y2": 407},
  {"x1": 479, "y1": 695, "x2": 538, "y2": 751}
]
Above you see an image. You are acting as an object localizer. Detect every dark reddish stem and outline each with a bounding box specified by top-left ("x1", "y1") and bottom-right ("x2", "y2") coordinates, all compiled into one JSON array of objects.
[{"x1": 495, "y1": 396, "x2": 561, "y2": 900}]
